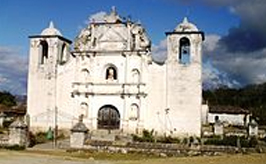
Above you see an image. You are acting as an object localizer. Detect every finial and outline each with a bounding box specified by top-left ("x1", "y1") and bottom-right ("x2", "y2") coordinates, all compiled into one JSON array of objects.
[
  {"x1": 183, "y1": 17, "x2": 188, "y2": 23},
  {"x1": 111, "y1": 6, "x2": 117, "y2": 15},
  {"x1": 49, "y1": 21, "x2": 54, "y2": 28},
  {"x1": 78, "y1": 114, "x2": 84, "y2": 123}
]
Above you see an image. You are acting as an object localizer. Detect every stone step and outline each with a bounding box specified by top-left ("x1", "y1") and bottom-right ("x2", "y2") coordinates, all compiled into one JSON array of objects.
[
  {"x1": 91, "y1": 129, "x2": 122, "y2": 135},
  {"x1": 88, "y1": 129, "x2": 133, "y2": 142},
  {"x1": 90, "y1": 130, "x2": 117, "y2": 141}
]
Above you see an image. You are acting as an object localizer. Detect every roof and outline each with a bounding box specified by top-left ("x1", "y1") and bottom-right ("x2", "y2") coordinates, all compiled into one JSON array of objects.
[
  {"x1": 174, "y1": 17, "x2": 198, "y2": 32},
  {"x1": 165, "y1": 17, "x2": 205, "y2": 40},
  {"x1": 209, "y1": 105, "x2": 250, "y2": 115},
  {"x1": 9, "y1": 119, "x2": 27, "y2": 128},
  {"x1": 41, "y1": 21, "x2": 62, "y2": 36},
  {"x1": 0, "y1": 104, "x2": 26, "y2": 115},
  {"x1": 71, "y1": 121, "x2": 88, "y2": 132}
]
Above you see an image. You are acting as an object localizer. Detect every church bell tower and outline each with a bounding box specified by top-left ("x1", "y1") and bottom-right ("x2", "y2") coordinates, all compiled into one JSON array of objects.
[
  {"x1": 165, "y1": 17, "x2": 204, "y2": 136},
  {"x1": 27, "y1": 22, "x2": 72, "y2": 130}
]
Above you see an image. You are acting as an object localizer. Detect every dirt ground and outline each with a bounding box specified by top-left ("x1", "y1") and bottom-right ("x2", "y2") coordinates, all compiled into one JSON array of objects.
[{"x1": 0, "y1": 150, "x2": 266, "y2": 164}]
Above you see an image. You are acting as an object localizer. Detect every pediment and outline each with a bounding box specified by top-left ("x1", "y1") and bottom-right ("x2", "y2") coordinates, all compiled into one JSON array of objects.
[{"x1": 98, "y1": 27, "x2": 127, "y2": 42}]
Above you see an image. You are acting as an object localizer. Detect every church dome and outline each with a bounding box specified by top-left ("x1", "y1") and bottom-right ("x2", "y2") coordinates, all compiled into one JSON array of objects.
[
  {"x1": 41, "y1": 21, "x2": 62, "y2": 36},
  {"x1": 174, "y1": 17, "x2": 198, "y2": 32}
]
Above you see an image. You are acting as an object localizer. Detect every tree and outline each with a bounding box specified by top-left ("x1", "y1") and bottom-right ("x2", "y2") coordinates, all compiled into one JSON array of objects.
[
  {"x1": 203, "y1": 82, "x2": 266, "y2": 125},
  {"x1": 0, "y1": 91, "x2": 17, "y2": 107}
]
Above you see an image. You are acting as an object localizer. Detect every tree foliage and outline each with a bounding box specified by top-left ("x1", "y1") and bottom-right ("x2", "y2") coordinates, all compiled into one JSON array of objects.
[
  {"x1": 0, "y1": 91, "x2": 17, "y2": 107},
  {"x1": 203, "y1": 83, "x2": 266, "y2": 125}
]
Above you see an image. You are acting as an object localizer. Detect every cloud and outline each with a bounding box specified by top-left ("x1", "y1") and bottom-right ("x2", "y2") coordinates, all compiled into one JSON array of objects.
[
  {"x1": 0, "y1": 75, "x2": 8, "y2": 83},
  {"x1": 201, "y1": 0, "x2": 266, "y2": 87},
  {"x1": 152, "y1": 39, "x2": 167, "y2": 64},
  {"x1": 211, "y1": 47, "x2": 266, "y2": 86},
  {"x1": 0, "y1": 46, "x2": 28, "y2": 95},
  {"x1": 203, "y1": 33, "x2": 266, "y2": 88},
  {"x1": 203, "y1": 34, "x2": 220, "y2": 53},
  {"x1": 202, "y1": 62, "x2": 241, "y2": 90},
  {"x1": 150, "y1": 35, "x2": 237, "y2": 89},
  {"x1": 88, "y1": 11, "x2": 107, "y2": 23},
  {"x1": 171, "y1": 0, "x2": 266, "y2": 87},
  {"x1": 150, "y1": 31, "x2": 266, "y2": 90},
  {"x1": 218, "y1": 0, "x2": 266, "y2": 53}
]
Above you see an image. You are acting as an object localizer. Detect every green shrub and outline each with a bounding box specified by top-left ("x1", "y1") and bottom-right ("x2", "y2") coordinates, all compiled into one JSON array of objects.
[
  {"x1": 142, "y1": 129, "x2": 155, "y2": 142},
  {"x1": 0, "y1": 144, "x2": 25, "y2": 150},
  {"x1": 35, "y1": 132, "x2": 48, "y2": 144},
  {"x1": 132, "y1": 129, "x2": 155, "y2": 142},
  {"x1": 28, "y1": 131, "x2": 37, "y2": 147},
  {"x1": 3, "y1": 120, "x2": 14, "y2": 128},
  {"x1": 132, "y1": 134, "x2": 143, "y2": 142},
  {"x1": 204, "y1": 136, "x2": 258, "y2": 148},
  {"x1": 6, "y1": 145, "x2": 25, "y2": 150},
  {"x1": 181, "y1": 137, "x2": 189, "y2": 145},
  {"x1": 157, "y1": 136, "x2": 180, "y2": 144},
  {"x1": 0, "y1": 128, "x2": 5, "y2": 134},
  {"x1": 27, "y1": 131, "x2": 52, "y2": 147},
  {"x1": 249, "y1": 136, "x2": 258, "y2": 147},
  {"x1": 259, "y1": 136, "x2": 266, "y2": 143}
]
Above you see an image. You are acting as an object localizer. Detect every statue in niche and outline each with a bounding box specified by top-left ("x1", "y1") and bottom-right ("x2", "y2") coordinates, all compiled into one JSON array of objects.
[
  {"x1": 131, "y1": 24, "x2": 151, "y2": 50},
  {"x1": 106, "y1": 67, "x2": 116, "y2": 80},
  {"x1": 74, "y1": 26, "x2": 92, "y2": 50}
]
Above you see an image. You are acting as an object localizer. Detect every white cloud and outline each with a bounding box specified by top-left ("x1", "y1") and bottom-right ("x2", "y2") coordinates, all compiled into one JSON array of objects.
[
  {"x1": 88, "y1": 11, "x2": 107, "y2": 23},
  {"x1": 0, "y1": 75, "x2": 8, "y2": 83},
  {"x1": 203, "y1": 34, "x2": 220, "y2": 53},
  {"x1": 0, "y1": 46, "x2": 28, "y2": 94},
  {"x1": 151, "y1": 39, "x2": 167, "y2": 63},
  {"x1": 214, "y1": 49, "x2": 266, "y2": 85},
  {"x1": 203, "y1": 33, "x2": 266, "y2": 87},
  {"x1": 151, "y1": 34, "x2": 266, "y2": 89},
  {"x1": 202, "y1": 62, "x2": 241, "y2": 90}
]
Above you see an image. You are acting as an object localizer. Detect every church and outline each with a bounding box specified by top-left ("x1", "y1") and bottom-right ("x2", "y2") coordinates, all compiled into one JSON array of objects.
[{"x1": 27, "y1": 8, "x2": 205, "y2": 137}]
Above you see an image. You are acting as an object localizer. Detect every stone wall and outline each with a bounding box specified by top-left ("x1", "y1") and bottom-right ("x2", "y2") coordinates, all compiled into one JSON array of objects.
[{"x1": 69, "y1": 140, "x2": 262, "y2": 157}]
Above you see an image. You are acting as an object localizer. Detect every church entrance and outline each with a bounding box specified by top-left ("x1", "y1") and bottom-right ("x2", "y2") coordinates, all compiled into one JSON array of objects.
[{"x1": 97, "y1": 105, "x2": 120, "y2": 129}]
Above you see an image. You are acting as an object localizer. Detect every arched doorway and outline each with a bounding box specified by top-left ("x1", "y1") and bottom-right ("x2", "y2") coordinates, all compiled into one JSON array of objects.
[{"x1": 97, "y1": 105, "x2": 120, "y2": 129}]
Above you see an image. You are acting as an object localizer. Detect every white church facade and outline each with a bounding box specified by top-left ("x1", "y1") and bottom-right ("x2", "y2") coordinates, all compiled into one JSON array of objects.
[{"x1": 27, "y1": 8, "x2": 205, "y2": 137}]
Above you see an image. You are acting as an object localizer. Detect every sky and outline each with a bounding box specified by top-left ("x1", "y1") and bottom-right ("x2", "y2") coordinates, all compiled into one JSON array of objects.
[{"x1": 0, "y1": 0, "x2": 265, "y2": 95}]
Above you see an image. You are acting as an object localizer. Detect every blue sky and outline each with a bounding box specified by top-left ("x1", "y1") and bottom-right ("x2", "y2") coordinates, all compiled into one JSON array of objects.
[{"x1": 0, "y1": 0, "x2": 265, "y2": 94}]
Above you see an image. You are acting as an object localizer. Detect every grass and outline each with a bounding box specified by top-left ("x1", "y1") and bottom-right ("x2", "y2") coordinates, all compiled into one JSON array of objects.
[
  {"x1": 115, "y1": 154, "x2": 266, "y2": 164},
  {"x1": 24, "y1": 149, "x2": 160, "y2": 161}
]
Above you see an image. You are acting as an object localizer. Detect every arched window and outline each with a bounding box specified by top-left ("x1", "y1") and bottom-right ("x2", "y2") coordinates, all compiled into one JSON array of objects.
[
  {"x1": 60, "y1": 43, "x2": 67, "y2": 63},
  {"x1": 131, "y1": 69, "x2": 140, "y2": 83},
  {"x1": 79, "y1": 102, "x2": 88, "y2": 118},
  {"x1": 106, "y1": 66, "x2": 117, "y2": 80},
  {"x1": 179, "y1": 37, "x2": 190, "y2": 65},
  {"x1": 129, "y1": 103, "x2": 139, "y2": 121},
  {"x1": 81, "y1": 69, "x2": 90, "y2": 82},
  {"x1": 40, "y1": 40, "x2": 48, "y2": 64}
]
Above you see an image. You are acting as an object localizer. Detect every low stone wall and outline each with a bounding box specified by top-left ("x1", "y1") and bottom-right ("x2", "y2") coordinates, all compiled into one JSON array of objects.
[
  {"x1": 69, "y1": 119, "x2": 265, "y2": 156},
  {"x1": 202, "y1": 124, "x2": 266, "y2": 139},
  {"x1": 0, "y1": 135, "x2": 9, "y2": 146},
  {"x1": 69, "y1": 140, "x2": 262, "y2": 157}
]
